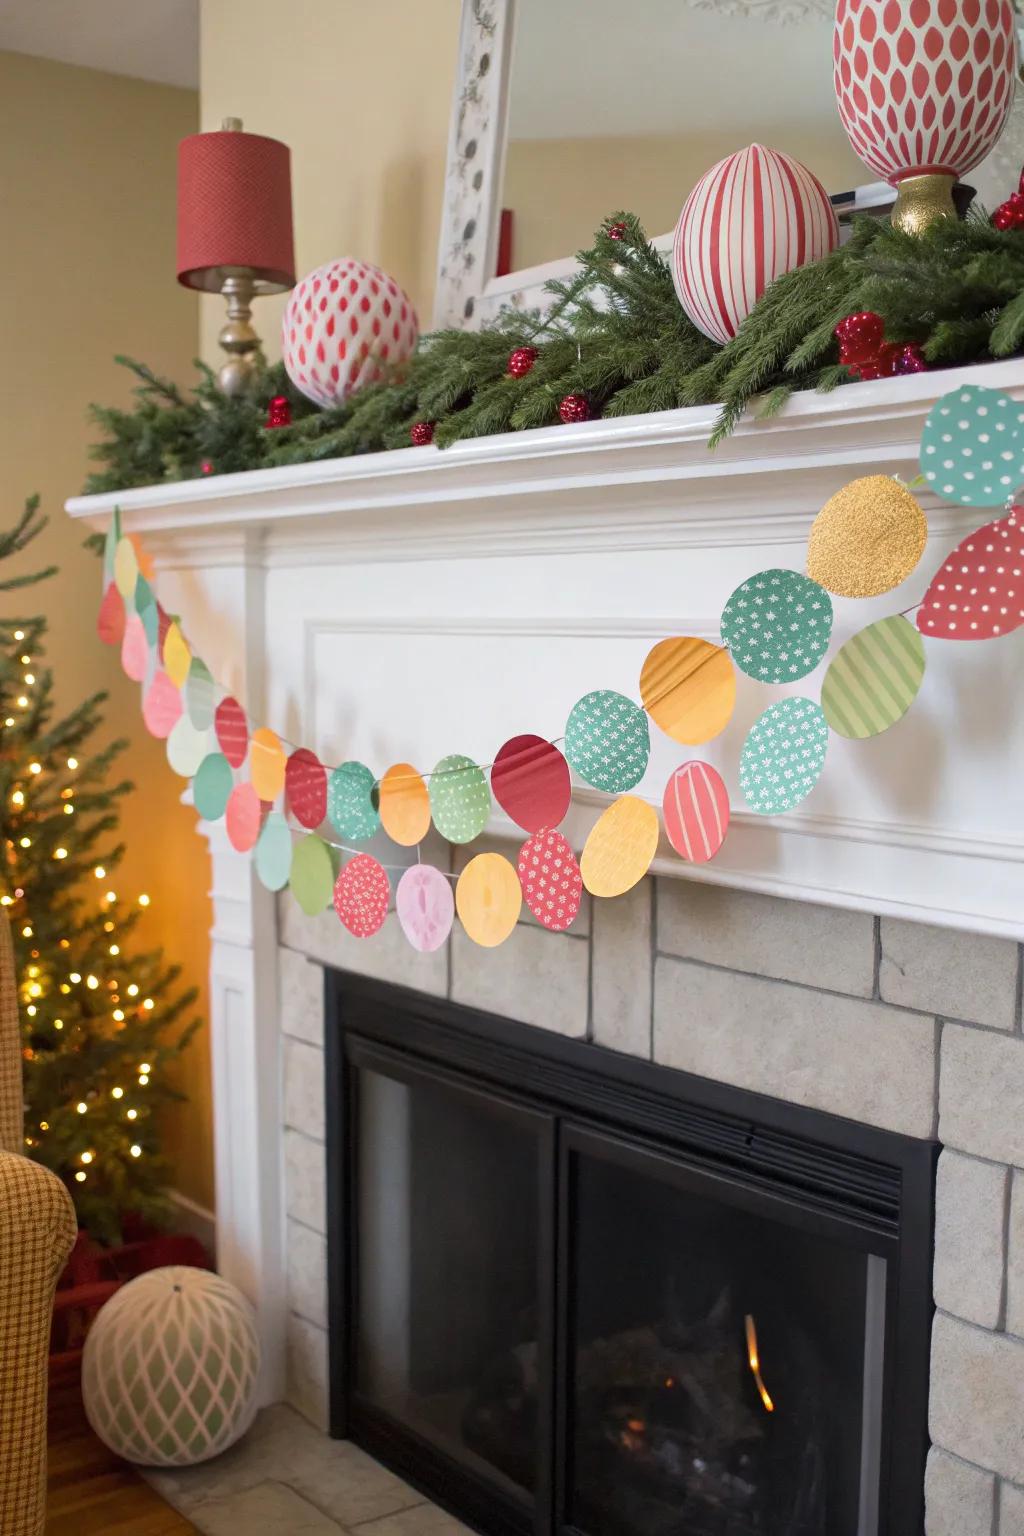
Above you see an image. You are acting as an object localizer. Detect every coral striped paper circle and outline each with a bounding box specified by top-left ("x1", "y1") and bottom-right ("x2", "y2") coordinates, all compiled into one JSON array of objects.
[
  {"x1": 822, "y1": 617, "x2": 925, "y2": 739},
  {"x1": 215, "y1": 697, "x2": 249, "y2": 768},
  {"x1": 662, "y1": 762, "x2": 730, "y2": 864}
]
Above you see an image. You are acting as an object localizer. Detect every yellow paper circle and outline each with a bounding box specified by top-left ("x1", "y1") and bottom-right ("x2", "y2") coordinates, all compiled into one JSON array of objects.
[
  {"x1": 807, "y1": 475, "x2": 927, "y2": 598},
  {"x1": 455, "y1": 853, "x2": 522, "y2": 948},
  {"x1": 580, "y1": 795, "x2": 659, "y2": 898},
  {"x1": 163, "y1": 622, "x2": 191, "y2": 688},
  {"x1": 639, "y1": 636, "x2": 736, "y2": 744},
  {"x1": 379, "y1": 763, "x2": 431, "y2": 847},
  {"x1": 113, "y1": 537, "x2": 138, "y2": 599},
  {"x1": 250, "y1": 727, "x2": 287, "y2": 802}
]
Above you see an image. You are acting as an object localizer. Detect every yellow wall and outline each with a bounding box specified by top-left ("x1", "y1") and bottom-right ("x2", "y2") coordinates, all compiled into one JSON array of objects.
[{"x1": 0, "y1": 51, "x2": 214, "y2": 1213}]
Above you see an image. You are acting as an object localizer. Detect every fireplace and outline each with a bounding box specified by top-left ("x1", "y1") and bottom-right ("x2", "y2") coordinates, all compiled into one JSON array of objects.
[{"x1": 324, "y1": 972, "x2": 935, "y2": 1536}]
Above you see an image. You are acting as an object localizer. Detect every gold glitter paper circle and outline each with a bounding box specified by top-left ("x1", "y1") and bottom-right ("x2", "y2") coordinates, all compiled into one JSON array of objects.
[{"x1": 807, "y1": 475, "x2": 927, "y2": 598}]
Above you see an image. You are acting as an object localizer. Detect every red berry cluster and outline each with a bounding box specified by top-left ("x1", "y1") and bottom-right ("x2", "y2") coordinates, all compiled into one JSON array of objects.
[
  {"x1": 834, "y1": 311, "x2": 926, "y2": 380},
  {"x1": 507, "y1": 346, "x2": 538, "y2": 379},
  {"x1": 992, "y1": 191, "x2": 1024, "y2": 231},
  {"x1": 558, "y1": 393, "x2": 591, "y2": 424},
  {"x1": 410, "y1": 420, "x2": 435, "y2": 446},
  {"x1": 266, "y1": 394, "x2": 292, "y2": 429}
]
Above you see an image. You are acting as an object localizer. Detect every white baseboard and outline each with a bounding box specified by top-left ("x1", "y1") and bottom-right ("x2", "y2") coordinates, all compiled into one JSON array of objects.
[{"x1": 166, "y1": 1188, "x2": 217, "y2": 1260}]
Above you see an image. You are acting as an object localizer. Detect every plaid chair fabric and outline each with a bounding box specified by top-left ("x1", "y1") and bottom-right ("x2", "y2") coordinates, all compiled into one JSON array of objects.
[{"x1": 0, "y1": 913, "x2": 77, "y2": 1536}]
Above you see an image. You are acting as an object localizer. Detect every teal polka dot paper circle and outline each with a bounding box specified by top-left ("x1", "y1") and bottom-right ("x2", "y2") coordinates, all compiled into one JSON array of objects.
[
  {"x1": 429, "y1": 754, "x2": 490, "y2": 844},
  {"x1": 255, "y1": 811, "x2": 292, "y2": 891},
  {"x1": 721, "y1": 569, "x2": 833, "y2": 683},
  {"x1": 327, "y1": 761, "x2": 380, "y2": 842},
  {"x1": 920, "y1": 385, "x2": 1024, "y2": 508},
  {"x1": 564, "y1": 691, "x2": 650, "y2": 793},
  {"x1": 740, "y1": 697, "x2": 829, "y2": 816}
]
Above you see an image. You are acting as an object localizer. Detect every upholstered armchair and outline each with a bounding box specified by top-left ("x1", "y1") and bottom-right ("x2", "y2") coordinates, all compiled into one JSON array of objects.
[{"x1": 0, "y1": 911, "x2": 77, "y2": 1536}]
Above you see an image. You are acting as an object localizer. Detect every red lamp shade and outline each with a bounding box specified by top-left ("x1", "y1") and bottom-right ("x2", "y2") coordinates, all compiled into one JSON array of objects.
[{"x1": 177, "y1": 125, "x2": 295, "y2": 293}]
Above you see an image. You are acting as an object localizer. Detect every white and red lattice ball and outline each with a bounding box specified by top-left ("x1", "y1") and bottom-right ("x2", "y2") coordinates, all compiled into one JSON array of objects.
[
  {"x1": 282, "y1": 259, "x2": 419, "y2": 408},
  {"x1": 833, "y1": 0, "x2": 1016, "y2": 185},
  {"x1": 672, "y1": 144, "x2": 839, "y2": 346}
]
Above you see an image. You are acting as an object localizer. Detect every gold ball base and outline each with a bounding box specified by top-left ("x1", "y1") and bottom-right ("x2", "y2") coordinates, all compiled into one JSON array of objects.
[{"x1": 890, "y1": 172, "x2": 958, "y2": 235}]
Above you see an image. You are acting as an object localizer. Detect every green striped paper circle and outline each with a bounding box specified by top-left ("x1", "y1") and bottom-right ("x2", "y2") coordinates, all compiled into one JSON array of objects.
[{"x1": 822, "y1": 615, "x2": 925, "y2": 740}]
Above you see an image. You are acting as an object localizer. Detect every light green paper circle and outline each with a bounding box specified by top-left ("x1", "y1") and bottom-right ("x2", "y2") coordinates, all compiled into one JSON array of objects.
[
  {"x1": 327, "y1": 761, "x2": 380, "y2": 841},
  {"x1": 290, "y1": 834, "x2": 335, "y2": 915},
  {"x1": 135, "y1": 576, "x2": 157, "y2": 642},
  {"x1": 721, "y1": 569, "x2": 833, "y2": 684},
  {"x1": 740, "y1": 697, "x2": 828, "y2": 816},
  {"x1": 255, "y1": 812, "x2": 292, "y2": 891},
  {"x1": 429, "y1": 754, "x2": 490, "y2": 844},
  {"x1": 185, "y1": 658, "x2": 216, "y2": 731},
  {"x1": 564, "y1": 691, "x2": 650, "y2": 793},
  {"x1": 822, "y1": 615, "x2": 925, "y2": 740},
  {"x1": 193, "y1": 752, "x2": 234, "y2": 822},
  {"x1": 166, "y1": 716, "x2": 209, "y2": 778}
]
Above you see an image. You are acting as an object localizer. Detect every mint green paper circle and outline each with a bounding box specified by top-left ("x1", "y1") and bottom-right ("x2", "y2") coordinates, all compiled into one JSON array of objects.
[
  {"x1": 135, "y1": 577, "x2": 157, "y2": 643},
  {"x1": 564, "y1": 690, "x2": 650, "y2": 793},
  {"x1": 740, "y1": 697, "x2": 829, "y2": 816},
  {"x1": 429, "y1": 754, "x2": 490, "y2": 844},
  {"x1": 721, "y1": 569, "x2": 833, "y2": 683},
  {"x1": 193, "y1": 752, "x2": 234, "y2": 822},
  {"x1": 327, "y1": 761, "x2": 380, "y2": 841},
  {"x1": 290, "y1": 833, "x2": 335, "y2": 915},
  {"x1": 920, "y1": 384, "x2": 1024, "y2": 508},
  {"x1": 185, "y1": 659, "x2": 216, "y2": 731},
  {"x1": 255, "y1": 811, "x2": 292, "y2": 891}
]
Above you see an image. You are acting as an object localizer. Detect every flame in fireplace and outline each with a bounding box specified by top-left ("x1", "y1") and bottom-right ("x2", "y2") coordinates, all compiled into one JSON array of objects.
[{"x1": 744, "y1": 1314, "x2": 775, "y2": 1414}]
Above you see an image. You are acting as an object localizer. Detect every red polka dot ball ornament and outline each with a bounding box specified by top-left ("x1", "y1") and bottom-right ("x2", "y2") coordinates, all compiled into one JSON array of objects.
[{"x1": 282, "y1": 259, "x2": 419, "y2": 408}]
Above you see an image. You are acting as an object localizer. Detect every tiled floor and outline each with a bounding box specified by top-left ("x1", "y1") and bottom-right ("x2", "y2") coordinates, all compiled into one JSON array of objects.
[{"x1": 144, "y1": 1405, "x2": 472, "y2": 1536}]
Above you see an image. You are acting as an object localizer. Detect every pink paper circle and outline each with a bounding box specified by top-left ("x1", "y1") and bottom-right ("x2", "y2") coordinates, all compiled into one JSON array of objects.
[
  {"x1": 286, "y1": 748, "x2": 327, "y2": 830},
  {"x1": 120, "y1": 613, "x2": 149, "y2": 682},
  {"x1": 215, "y1": 696, "x2": 249, "y2": 768},
  {"x1": 226, "y1": 782, "x2": 263, "y2": 853},
  {"x1": 142, "y1": 670, "x2": 183, "y2": 739},
  {"x1": 491, "y1": 734, "x2": 572, "y2": 832},
  {"x1": 517, "y1": 829, "x2": 583, "y2": 932},
  {"x1": 333, "y1": 853, "x2": 390, "y2": 938},
  {"x1": 662, "y1": 761, "x2": 730, "y2": 864},
  {"x1": 396, "y1": 864, "x2": 455, "y2": 952},
  {"x1": 97, "y1": 583, "x2": 126, "y2": 646}
]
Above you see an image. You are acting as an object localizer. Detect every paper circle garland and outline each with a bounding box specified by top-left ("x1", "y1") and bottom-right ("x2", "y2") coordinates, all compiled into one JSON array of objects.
[
  {"x1": 662, "y1": 762, "x2": 730, "y2": 864},
  {"x1": 121, "y1": 614, "x2": 149, "y2": 683},
  {"x1": 113, "y1": 537, "x2": 138, "y2": 599},
  {"x1": 255, "y1": 811, "x2": 292, "y2": 891},
  {"x1": 226, "y1": 783, "x2": 262, "y2": 852},
  {"x1": 281, "y1": 258, "x2": 419, "y2": 409},
  {"x1": 184, "y1": 659, "x2": 216, "y2": 731},
  {"x1": 639, "y1": 637, "x2": 735, "y2": 745},
  {"x1": 916, "y1": 509, "x2": 1024, "y2": 640},
  {"x1": 490, "y1": 735, "x2": 572, "y2": 832},
  {"x1": 517, "y1": 830, "x2": 583, "y2": 932},
  {"x1": 166, "y1": 716, "x2": 209, "y2": 778},
  {"x1": 250, "y1": 727, "x2": 287, "y2": 803},
  {"x1": 379, "y1": 763, "x2": 431, "y2": 847},
  {"x1": 740, "y1": 698, "x2": 829, "y2": 816},
  {"x1": 822, "y1": 616, "x2": 925, "y2": 738},
  {"x1": 456, "y1": 853, "x2": 522, "y2": 947},
  {"x1": 193, "y1": 752, "x2": 234, "y2": 822},
  {"x1": 333, "y1": 853, "x2": 390, "y2": 938},
  {"x1": 429, "y1": 755, "x2": 490, "y2": 844},
  {"x1": 721, "y1": 569, "x2": 833, "y2": 683},
  {"x1": 98, "y1": 584, "x2": 126, "y2": 646},
  {"x1": 290, "y1": 834, "x2": 335, "y2": 916},
  {"x1": 135, "y1": 579, "x2": 158, "y2": 646},
  {"x1": 163, "y1": 623, "x2": 191, "y2": 689},
  {"x1": 807, "y1": 476, "x2": 927, "y2": 598},
  {"x1": 671, "y1": 144, "x2": 839, "y2": 345},
  {"x1": 580, "y1": 796, "x2": 660, "y2": 899},
  {"x1": 565, "y1": 691, "x2": 650, "y2": 793},
  {"x1": 328, "y1": 761, "x2": 380, "y2": 841},
  {"x1": 285, "y1": 748, "x2": 328, "y2": 830},
  {"x1": 142, "y1": 671, "x2": 183, "y2": 739},
  {"x1": 396, "y1": 864, "x2": 455, "y2": 952},
  {"x1": 215, "y1": 697, "x2": 249, "y2": 769},
  {"x1": 920, "y1": 385, "x2": 1024, "y2": 507}
]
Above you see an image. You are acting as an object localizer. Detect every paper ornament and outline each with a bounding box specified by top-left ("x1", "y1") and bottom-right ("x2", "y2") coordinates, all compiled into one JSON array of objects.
[
  {"x1": 580, "y1": 796, "x2": 659, "y2": 899},
  {"x1": 328, "y1": 761, "x2": 380, "y2": 841},
  {"x1": 429, "y1": 755, "x2": 490, "y2": 845},
  {"x1": 916, "y1": 508, "x2": 1024, "y2": 640},
  {"x1": 113, "y1": 537, "x2": 139, "y2": 600},
  {"x1": 120, "y1": 615, "x2": 149, "y2": 683},
  {"x1": 184, "y1": 659, "x2": 216, "y2": 731},
  {"x1": 807, "y1": 477, "x2": 927, "y2": 598},
  {"x1": 672, "y1": 144, "x2": 838, "y2": 345},
  {"x1": 142, "y1": 671, "x2": 183, "y2": 740},
  {"x1": 249, "y1": 727, "x2": 287, "y2": 803},
  {"x1": 333, "y1": 853, "x2": 390, "y2": 938},
  {"x1": 166, "y1": 716, "x2": 209, "y2": 778},
  {"x1": 740, "y1": 698, "x2": 828, "y2": 816},
  {"x1": 163, "y1": 622, "x2": 191, "y2": 689},
  {"x1": 135, "y1": 579, "x2": 159, "y2": 647},
  {"x1": 396, "y1": 864, "x2": 455, "y2": 952},
  {"x1": 517, "y1": 830, "x2": 583, "y2": 933},
  {"x1": 490, "y1": 735, "x2": 572, "y2": 833},
  {"x1": 289, "y1": 833, "x2": 335, "y2": 916},
  {"x1": 721, "y1": 569, "x2": 833, "y2": 683},
  {"x1": 103, "y1": 507, "x2": 122, "y2": 585},
  {"x1": 193, "y1": 752, "x2": 234, "y2": 822},
  {"x1": 98, "y1": 584, "x2": 126, "y2": 647},
  {"x1": 639, "y1": 637, "x2": 735, "y2": 745},
  {"x1": 379, "y1": 763, "x2": 431, "y2": 847},
  {"x1": 565, "y1": 691, "x2": 650, "y2": 793},
  {"x1": 455, "y1": 853, "x2": 522, "y2": 948},
  {"x1": 662, "y1": 762, "x2": 730, "y2": 864},
  {"x1": 226, "y1": 782, "x2": 263, "y2": 852},
  {"x1": 920, "y1": 386, "x2": 1024, "y2": 507},
  {"x1": 286, "y1": 748, "x2": 327, "y2": 830},
  {"x1": 822, "y1": 616, "x2": 925, "y2": 738},
  {"x1": 281, "y1": 258, "x2": 419, "y2": 408},
  {"x1": 255, "y1": 812, "x2": 292, "y2": 892},
  {"x1": 215, "y1": 697, "x2": 249, "y2": 769}
]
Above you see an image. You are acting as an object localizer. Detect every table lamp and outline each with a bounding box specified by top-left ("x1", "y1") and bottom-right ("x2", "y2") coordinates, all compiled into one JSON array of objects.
[{"x1": 177, "y1": 118, "x2": 296, "y2": 395}]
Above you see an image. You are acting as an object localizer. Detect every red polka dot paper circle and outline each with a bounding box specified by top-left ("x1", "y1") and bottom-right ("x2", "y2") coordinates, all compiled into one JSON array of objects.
[
  {"x1": 517, "y1": 830, "x2": 583, "y2": 933},
  {"x1": 281, "y1": 259, "x2": 419, "y2": 409},
  {"x1": 917, "y1": 508, "x2": 1024, "y2": 640},
  {"x1": 333, "y1": 853, "x2": 390, "y2": 939}
]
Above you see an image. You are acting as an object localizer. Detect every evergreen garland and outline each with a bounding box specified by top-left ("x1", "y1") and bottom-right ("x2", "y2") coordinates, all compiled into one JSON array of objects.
[{"x1": 85, "y1": 210, "x2": 1024, "y2": 495}]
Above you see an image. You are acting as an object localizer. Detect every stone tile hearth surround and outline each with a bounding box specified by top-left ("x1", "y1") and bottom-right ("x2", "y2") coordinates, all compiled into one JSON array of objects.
[{"x1": 275, "y1": 864, "x2": 1024, "y2": 1536}]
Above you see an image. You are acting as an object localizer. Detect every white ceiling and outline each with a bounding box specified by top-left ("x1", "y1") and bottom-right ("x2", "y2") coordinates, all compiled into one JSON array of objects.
[{"x1": 0, "y1": 0, "x2": 198, "y2": 90}]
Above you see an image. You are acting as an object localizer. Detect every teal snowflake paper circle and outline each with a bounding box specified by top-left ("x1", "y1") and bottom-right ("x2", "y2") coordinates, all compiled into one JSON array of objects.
[
  {"x1": 564, "y1": 690, "x2": 651, "y2": 793},
  {"x1": 920, "y1": 384, "x2": 1024, "y2": 507},
  {"x1": 721, "y1": 569, "x2": 833, "y2": 683},
  {"x1": 429, "y1": 754, "x2": 490, "y2": 844},
  {"x1": 327, "y1": 761, "x2": 380, "y2": 842},
  {"x1": 740, "y1": 697, "x2": 829, "y2": 816}
]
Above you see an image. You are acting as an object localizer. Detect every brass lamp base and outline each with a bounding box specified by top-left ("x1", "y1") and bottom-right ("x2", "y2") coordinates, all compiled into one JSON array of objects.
[
  {"x1": 217, "y1": 270, "x2": 261, "y2": 396},
  {"x1": 890, "y1": 172, "x2": 958, "y2": 235}
]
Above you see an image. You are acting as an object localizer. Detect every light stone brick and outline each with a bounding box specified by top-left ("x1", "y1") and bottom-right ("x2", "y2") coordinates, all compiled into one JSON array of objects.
[
  {"x1": 285, "y1": 1128, "x2": 326, "y2": 1235},
  {"x1": 592, "y1": 880, "x2": 651, "y2": 1058},
  {"x1": 940, "y1": 1026, "x2": 1024, "y2": 1167},
  {"x1": 1000, "y1": 1481, "x2": 1024, "y2": 1536},
  {"x1": 279, "y1": 948, "x2": 325, "y2": 1047},
  {"x1": 880, "y1": 919, "x2": 1019, "y2": 1030},
  {"x1": 653, "y1": 957, "x2": 936, "y2": 1136},
  {"x1": 934, "y1": 1151, "x2": 1008, "y2": 1329},
  {"x1": 451, "y1": 923, "x2": 588, "y2": 1036},
  {"x1": 924, "y1": 1447, "x2": 995, "y2": 1536},
  {"x1": 286, "y1": 1218, "x2": 328, "y2": 1329},
  {"x1": 930, "y1": 1311, "x2": 1024, "y2": 1483},
  {"x1": 658, "y1": 882, "x2": 874, "y2": 997},
  {"x1": 284, "y1": 1039, "x2": 325, "y2": 1143},
  {"x1": 286, "y1": 1313, "x2": 329, "y2": 1433},
  {"x1": 279, "y1": 893, "x2": 448, "y2": 997},
  {"x1": 1004, "y1": 1170, "x2": 1024, "y2": 1338}
]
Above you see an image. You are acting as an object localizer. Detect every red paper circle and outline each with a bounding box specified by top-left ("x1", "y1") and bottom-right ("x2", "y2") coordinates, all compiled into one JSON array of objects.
[
  {"x1": 97, "y1": 583, "x2": 126, "y2": 646},
  {"x1": 286, "y1": 748, "x2": 327, "y2": 829},
  {"x1": 916, "y1": 508, "x2": 1024, "y2": 640},
  {"x1": 142, "y1": 671, "x2": 183, "y2": 740},
  {"x1": 333, "y1": 853, "x2": 390, "y2": 938},
  {"x1": 490, "y1": 735, "x2": 572, "y2": 832},
  {"x1": 215, "y1": 696, "x2": 249, "y2": 768},
  {"x1": 226, "y1": 782, "x2": 263, "y2": 852},
  {"x1": 517, "y1": 829, "x2": 583, "y2": 933},
  {"x1": 663, "y1": 761, "x2": 730, "y2": 864}
]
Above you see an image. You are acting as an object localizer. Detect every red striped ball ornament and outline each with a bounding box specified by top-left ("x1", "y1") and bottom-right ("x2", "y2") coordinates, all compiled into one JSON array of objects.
[
  {"x1": 662, "y1": 761, "x2": 730, "y2": 864},
  {"x1": 672, "y1": 144, "x2": 839, "y2": 346}
]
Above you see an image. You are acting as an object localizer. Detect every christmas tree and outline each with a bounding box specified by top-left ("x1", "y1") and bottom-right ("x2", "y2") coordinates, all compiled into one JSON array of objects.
[{"x1": 1, "y1": 496, "x2": 198, "y2": 1245}]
